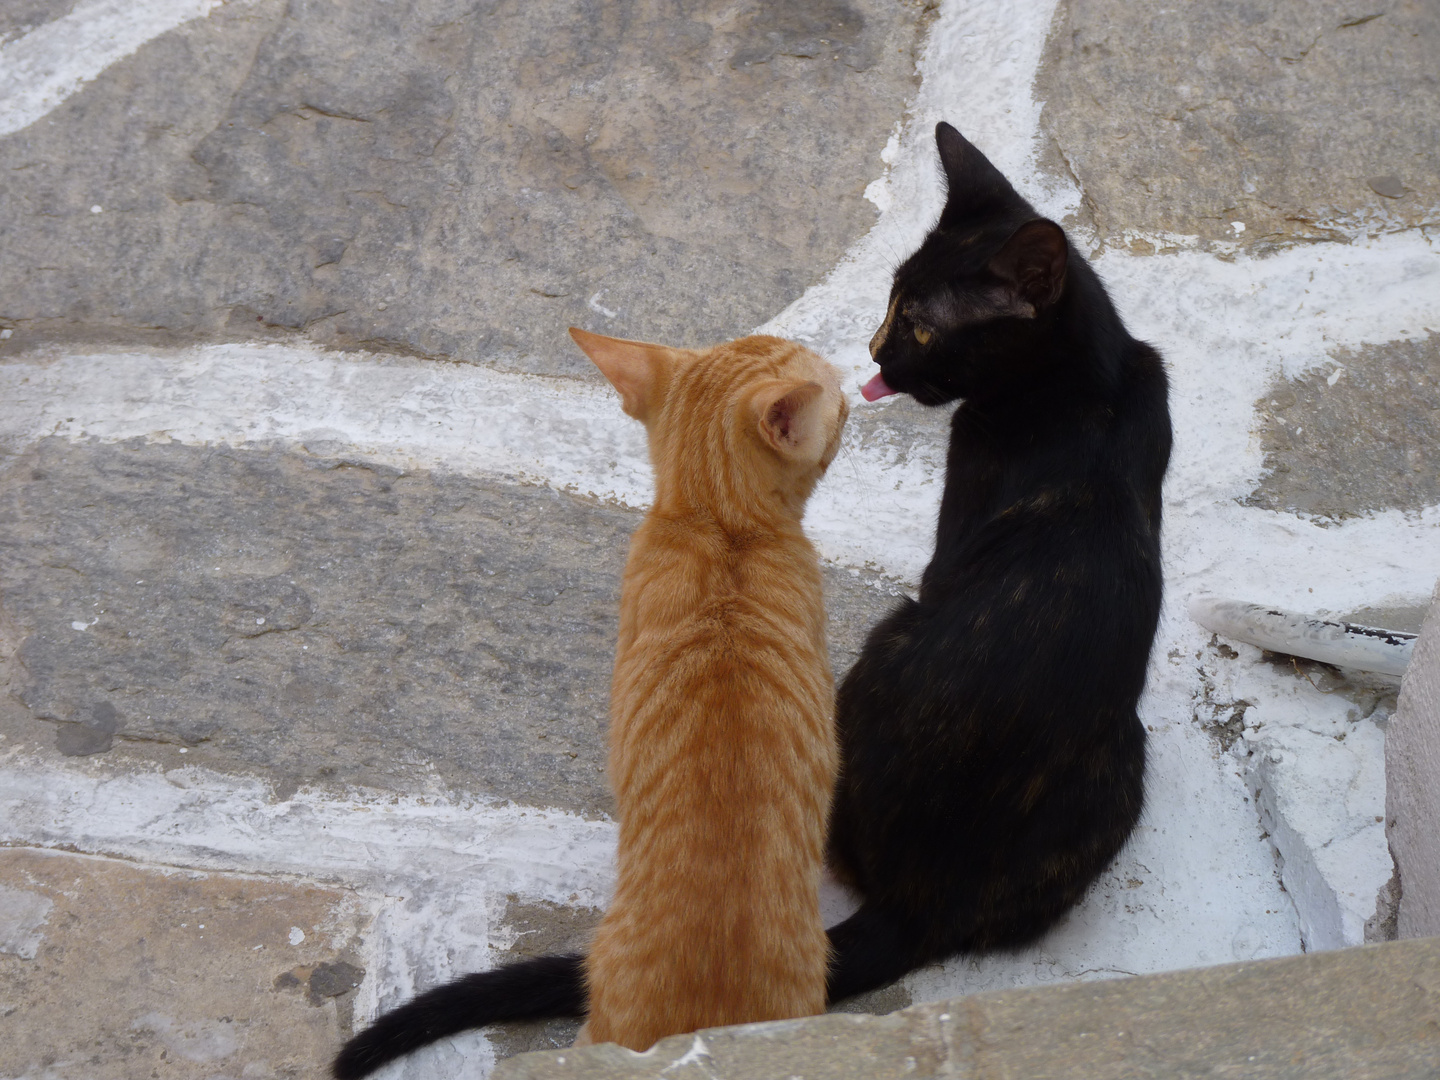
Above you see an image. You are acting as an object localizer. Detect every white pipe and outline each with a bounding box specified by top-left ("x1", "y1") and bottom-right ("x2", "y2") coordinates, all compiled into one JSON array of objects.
[{"x1": 1188, "y1": 597, "x2": 1416, "y2": 677}]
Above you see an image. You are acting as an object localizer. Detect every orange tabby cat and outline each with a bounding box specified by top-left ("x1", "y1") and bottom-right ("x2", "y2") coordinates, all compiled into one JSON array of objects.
[{"x1": 569, "y1": 327, "x2": 847, "y2": 1052}]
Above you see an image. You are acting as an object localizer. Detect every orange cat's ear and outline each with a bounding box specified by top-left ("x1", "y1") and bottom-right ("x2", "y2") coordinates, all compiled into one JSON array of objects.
[
  {"x1": 753, "y1": 379, "x2": 827, "y2": 460},
  {"x1": 569, "y1": 328, "x2": 675, "y2": 420}
]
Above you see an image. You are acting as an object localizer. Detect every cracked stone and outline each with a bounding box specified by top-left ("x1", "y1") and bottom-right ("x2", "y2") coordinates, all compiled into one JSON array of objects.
[
  {"x1": 0, "y1": 0, "x2": 927, "y2": 371},
  {"x1": 1248, "y1": 332, "x2": 1440, "y2": 518},
  {"x1": 1037, "y1": 0, "x2": 1440, "y2": 249}
]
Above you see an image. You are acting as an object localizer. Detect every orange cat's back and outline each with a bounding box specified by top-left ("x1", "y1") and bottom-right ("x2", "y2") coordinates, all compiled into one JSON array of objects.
[{"x1": 570, "y1": 330, "x2": 847, "y2": 1052}]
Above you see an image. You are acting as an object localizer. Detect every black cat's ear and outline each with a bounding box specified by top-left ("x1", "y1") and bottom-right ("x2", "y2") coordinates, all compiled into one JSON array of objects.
[
  {"x1": 987, "y1": 219, "x2": 1068, "y2": 312},
  {"x1": 936, "y1": 122, "x2": 1023, "y2": 221}
]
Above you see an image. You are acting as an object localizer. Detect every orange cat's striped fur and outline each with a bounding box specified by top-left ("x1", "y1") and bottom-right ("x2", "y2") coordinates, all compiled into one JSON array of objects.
[{"x1": 570, "y1": 327, "x2": 848, "y2": 1051}]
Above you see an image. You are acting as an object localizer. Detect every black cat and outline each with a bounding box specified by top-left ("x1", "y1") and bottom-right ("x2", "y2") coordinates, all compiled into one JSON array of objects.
[
  {"x1": 824, "y1": 121, "x2": 1170, "y2": 998},
  {"x1": 331, "y1": 123, "x2": 1171, "y2": 1079}
]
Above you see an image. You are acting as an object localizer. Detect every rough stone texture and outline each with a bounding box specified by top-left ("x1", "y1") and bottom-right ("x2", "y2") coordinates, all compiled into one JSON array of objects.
[
  {"x1": 498, "y1": 937, "x2": 1440, "y2": 1080},
  {"x1": 0, "y1": 846, "x2": 369, "y2": 1079},
  {"x1": 1248, "y1": 332, "x2": 1440, "y2": 518},
  {"x1": 404, "y1": 890, "x2": 909, "y2": 1065},
  {"x1": 0, "y1": 0, "x2": 75, "y2": 44},
  {"x1": 1038, "y1": 0, "x2": 1440, "y2": 250},
  {"x1": 486, "y1": 898, "x2": 602, "y2": 1059},
  {"x1": 0, "y1": 438, "x2": 900, "y2": 814},
  {"x1": 0, "y1": 0, "x2": 927, "y2": 371},
  {"x1": 1389, "y1": 579, "x2": 1440, "y2": 939}
]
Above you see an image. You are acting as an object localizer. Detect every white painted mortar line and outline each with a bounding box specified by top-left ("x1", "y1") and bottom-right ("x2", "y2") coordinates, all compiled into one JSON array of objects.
[
  {"x1": 0, "y1": 759, "x2": 617, "y2": 906},
  {"x1": 0, "y1": 0, "x2": 226, "y2": 139},
  {"x1": 0, "y1": 753, "x2": 615, "y2": 1051},
  {"x1": 1, "y1": 287, "x2": 1437, "y2": 602}
]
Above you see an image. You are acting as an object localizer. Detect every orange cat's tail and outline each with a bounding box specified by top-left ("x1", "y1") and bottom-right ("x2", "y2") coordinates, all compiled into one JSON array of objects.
[{"x1": 331, "y1": 953, "x2": 586, "y2": 1079}]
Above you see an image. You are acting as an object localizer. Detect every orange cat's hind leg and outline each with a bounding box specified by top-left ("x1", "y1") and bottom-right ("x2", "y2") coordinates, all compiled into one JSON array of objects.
[{"x1": 571, "y1": 1021, "x2": 594, "y2": 1048}]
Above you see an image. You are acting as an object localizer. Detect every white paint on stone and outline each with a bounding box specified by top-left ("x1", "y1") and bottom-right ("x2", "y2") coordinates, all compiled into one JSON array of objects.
[
  {"x1": 133, "y1": 1010, "x2": 240, "y2": 1063},
  {"x1": 1197, "y1": 641, "x2": 1395, "y2": 951},
  {"x1": 0, "y1": 0, "x2": 225, "y2": 139},
  {"x1": 0, "y1": 344, "x2": 950, "y2": 582},
  {"x1": 1189, "y1": 599, "x2": 1416, "y2": 678},
  {"x1": 0, "y1": 763, "x2": 617, "y2": 909},
  {"x1": 0, "y1": 883, "x2": 53, "y2": 959},
  {"x1": 666, "y1": 1034, "x2": 712, "y2": 1070},
  {"x1": 0, "y1": 760, "x2": 613, "y2": 1076}
]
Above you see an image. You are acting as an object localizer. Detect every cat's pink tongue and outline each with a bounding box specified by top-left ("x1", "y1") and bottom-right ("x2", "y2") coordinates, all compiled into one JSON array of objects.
[{"x1": 860, "y1": 372, "x2": 897, "y2": 401}]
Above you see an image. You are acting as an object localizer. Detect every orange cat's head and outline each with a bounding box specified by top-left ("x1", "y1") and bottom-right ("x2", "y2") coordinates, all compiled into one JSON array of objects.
[{"x1": 570, "y1": 328, "x2": 848, "y2": 521}]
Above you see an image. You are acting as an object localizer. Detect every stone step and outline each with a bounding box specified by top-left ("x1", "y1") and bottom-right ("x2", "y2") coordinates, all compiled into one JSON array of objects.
[{"x1": 498, "y1": 936, "x2": 1440, "y2": 1080}]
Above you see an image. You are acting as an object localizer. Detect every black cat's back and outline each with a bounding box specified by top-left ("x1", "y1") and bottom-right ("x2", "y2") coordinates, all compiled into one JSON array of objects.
[{"x1": 826, "y1": 123, "x2": 1172, "y2": 998}]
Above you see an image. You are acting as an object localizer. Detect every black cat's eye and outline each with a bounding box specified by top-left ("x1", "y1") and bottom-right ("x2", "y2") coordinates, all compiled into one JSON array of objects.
[{"x1": 913, "y1": 325, "x2": 932, "y2": 345}]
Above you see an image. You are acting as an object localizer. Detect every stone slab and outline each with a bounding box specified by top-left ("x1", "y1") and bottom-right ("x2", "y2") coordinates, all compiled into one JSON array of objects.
[
  {"x1": 1389, "y1": 579, "x2": 1440, "y2": 938},
  {"x1": 0, "y1": 0, "x2": 926, "y2": 371},
  {"x1": 1248, "y1": 332, "x2": 1440, "y2": 518},
  {"x1": 1038, "y1": 0, "x2": 1440, "y2": 251},
  {"x1": 0, "y1": 846, "x2": 369, "y2": 1079},
  {"x1": 498, "y1": 936, "x2": 1440, "y2": 1080},
  {"x1": 0, "y1": 438, "x2": 900, "y2": 815}
]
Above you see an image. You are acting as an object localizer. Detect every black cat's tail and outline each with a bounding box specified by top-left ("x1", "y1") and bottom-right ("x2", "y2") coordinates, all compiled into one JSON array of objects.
[
  {"x1": 333, "y1": 907, "x2": 925, "y2": 1078},
  {"x1": 825, "y1": 903, "x2": 934, "y2": 1004},
  {"x1": 331, "y1": 953, "x2": 586, "y2": 1080}
]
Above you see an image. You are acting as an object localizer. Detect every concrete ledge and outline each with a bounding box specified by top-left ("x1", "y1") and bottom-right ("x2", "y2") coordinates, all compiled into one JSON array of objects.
[{"x1": 497, "y1": 937, "x2": 1440, "y2": 1079}]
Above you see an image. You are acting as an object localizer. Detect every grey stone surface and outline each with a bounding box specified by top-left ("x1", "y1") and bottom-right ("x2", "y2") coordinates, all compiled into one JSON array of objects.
[
  {"x1": 1248, "y1": 332, "x2": 1440, "y2": 518},
  {"x1": 1346, "y1": 605, "x2": 1432, "y2": 637},
  {"x1": 0, "y1": 0, "x2": 928, "y2": 372},
  {"x1": 0, "y1": 846, "x2": 369, "y2": 1080},
  {"x1": 1038, "y1": 0, "x2": 1440, "y2": 250},
  {"x1": 0, "y1": 0, "x2": 75, "y2": 44},
  {"x1": 498, "y1": 937, "x2": 1440, "y2": 1080},
  {"x1": 487, "y1": 898, "x2": 602, "y2": 1058},
  {"x1": 0, "y1": 438, "x2": 899, "y2": 813},
  {"x1": 1389, "y1": 580, "x2": 1440, "y2": 939}
]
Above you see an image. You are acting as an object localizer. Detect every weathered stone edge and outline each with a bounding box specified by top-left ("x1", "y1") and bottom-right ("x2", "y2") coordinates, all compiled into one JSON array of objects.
[{"x1": 497, "y1": 936, "x2": 1440, "y2": 1079}]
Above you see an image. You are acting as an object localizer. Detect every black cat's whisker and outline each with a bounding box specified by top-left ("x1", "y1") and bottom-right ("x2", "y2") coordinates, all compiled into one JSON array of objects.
[{"x1": 838, "y1": 437, "x2": 862, "y2": 485}]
